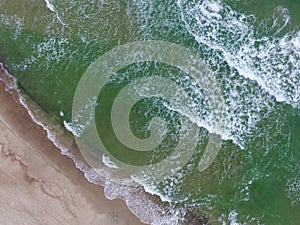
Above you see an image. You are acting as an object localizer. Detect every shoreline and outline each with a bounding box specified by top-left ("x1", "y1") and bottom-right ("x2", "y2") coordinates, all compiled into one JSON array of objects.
[{"x1": 0, "y1": 65, "x2": 145, "y2": 225}]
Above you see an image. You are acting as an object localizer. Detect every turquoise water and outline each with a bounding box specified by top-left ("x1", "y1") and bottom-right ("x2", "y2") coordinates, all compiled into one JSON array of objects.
[{"x1": 0, "y1": 0, "x2": 299, "y2": 224}]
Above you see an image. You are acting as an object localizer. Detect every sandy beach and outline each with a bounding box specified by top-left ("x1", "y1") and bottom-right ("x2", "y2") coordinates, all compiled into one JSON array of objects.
[{"x1": 0, "y1": 66, "x2": 145, "y2": 225}]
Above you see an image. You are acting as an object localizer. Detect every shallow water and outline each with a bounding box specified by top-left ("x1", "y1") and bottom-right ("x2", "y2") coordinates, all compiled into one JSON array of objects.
[{"x1": 0, "y1": 0, "x2": 299, "y2": 224}]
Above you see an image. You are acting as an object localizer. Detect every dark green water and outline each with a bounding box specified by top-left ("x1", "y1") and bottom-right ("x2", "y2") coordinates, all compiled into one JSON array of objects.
[{"x1": 0, "y1": 0, "x2": 299, "y2": 224}]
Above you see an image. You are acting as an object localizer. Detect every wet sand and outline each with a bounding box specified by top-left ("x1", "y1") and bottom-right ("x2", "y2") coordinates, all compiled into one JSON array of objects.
[{"x1": 0, "y1": 66, "x2": 145, "y2": 225}]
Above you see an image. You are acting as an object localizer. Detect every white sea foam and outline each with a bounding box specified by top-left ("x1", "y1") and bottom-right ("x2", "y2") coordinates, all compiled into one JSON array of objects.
[
  {"x1": 103, "y1": 179, "x2": 184, "y2": 225},
  {"x1": 45, "y1": 0, "x2": 56, "y2": 12},
  {"x1": 15, "y1": 38, "x2": 70, "y2": 72},
  {"x1": 0, "y1": 14, "x2": 24, "y2": 39},
  {"x1": 1, "y1": 66, "x2": 180, "y2": 225},
  {"x1": 102, "y1": 154, "x2": 119, "y2": 169},
  {"x1": 64, "y1": 96, "x2": 96, "y2": 137},
  {"x1": 178, "y1": 0, "x2": 300, "y2": 110},
  {"x1": 44, "y1": 0, "x2": 65, "y2": 25},
  {"x1": 2, "y1": 0, "x2": 299, "y2": 223},
  {"x1": 286, "y1": 175, "x2": 300, "y2": 206},
  {"x1": 174, "y1": 0, "x2": 300, "y2": 151},
  {"x1": 1, "y1": 64, "x2": 191, "y2": 224},
  {"x1": 218, "y1": 209, "x2": 259, "y2": 225},
  {"x1": 132, "y1": 176, "x2": 173, "y2": 202},
  {"x1": 123, "y1": 0, "x2": 300, "y2": 223}
]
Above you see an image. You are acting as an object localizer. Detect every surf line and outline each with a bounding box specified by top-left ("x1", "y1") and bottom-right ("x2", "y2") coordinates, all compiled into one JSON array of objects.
[{"x1": 44, "y1": 0, "x2": 66, "y2": 26}]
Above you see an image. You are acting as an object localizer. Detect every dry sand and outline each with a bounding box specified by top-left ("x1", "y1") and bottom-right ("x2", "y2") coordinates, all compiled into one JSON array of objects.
[{"x1": 0, "y1": 67, "x2": 145, "y2": 225}]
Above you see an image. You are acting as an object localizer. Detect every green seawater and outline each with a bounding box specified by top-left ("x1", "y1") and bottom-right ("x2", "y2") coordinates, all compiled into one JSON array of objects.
[{"x1": 0, "y1": 0, "x2": 299, "y2": 224}]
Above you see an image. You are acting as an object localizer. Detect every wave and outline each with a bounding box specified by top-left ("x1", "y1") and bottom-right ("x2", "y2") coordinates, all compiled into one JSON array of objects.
[
  {"x1": 178, "y1": 0, "x2": 300, "y2": 110},
  {"x1": 1, "y1": 0, "x2": 299, "y2": 223},
  {"x1": 0, "y1": 64, "x2": 191, "y2": 225}
]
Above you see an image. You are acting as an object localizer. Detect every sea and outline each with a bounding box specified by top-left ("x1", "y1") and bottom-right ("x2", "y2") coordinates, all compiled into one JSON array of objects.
[{"x1": 0, "y1": 0, "x2": 299, "y2": 224}]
